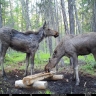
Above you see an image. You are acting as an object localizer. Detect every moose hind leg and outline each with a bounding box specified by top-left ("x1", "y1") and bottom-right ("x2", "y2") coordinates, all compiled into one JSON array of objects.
[{"x1": 72, "y1": 54, "x2": 80, "y2": 85}]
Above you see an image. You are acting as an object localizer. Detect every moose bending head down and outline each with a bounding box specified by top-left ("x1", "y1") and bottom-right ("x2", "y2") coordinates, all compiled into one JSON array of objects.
[
  {"x1": 0, "y1": 21, "x2": 59, "y2": 78},
  {"x1": 45, "y1": 32, "x2": 96, "y2": 85}
]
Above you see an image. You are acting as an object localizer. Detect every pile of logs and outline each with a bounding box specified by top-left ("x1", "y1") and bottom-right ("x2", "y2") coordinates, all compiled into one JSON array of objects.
[{"x1": 15, "y1": 71, "x2": 68, "y2": 90}]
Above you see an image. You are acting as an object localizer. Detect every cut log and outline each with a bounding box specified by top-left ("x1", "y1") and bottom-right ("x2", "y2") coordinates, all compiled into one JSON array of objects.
[
  {"x1": 51, "y1": 74, "x2": 64, "y2": 80},
  {"x1": 15, "y1": 80, "x2": 48, "y2": 89},
  {"x1": 23, "y1": 71, "x2": 55, "y2": 85},
  {"x1": 15, "y1": 80, "x2": 31, "y2": 88},
  {"x1": 32, "y1": 81, "x2": 48, "y2": 90}
]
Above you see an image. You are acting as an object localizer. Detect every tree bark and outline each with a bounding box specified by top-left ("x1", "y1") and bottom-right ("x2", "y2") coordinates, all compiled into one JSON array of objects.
[
  {"x1": 92, "y1": 0, "x2": 96, "y2": 32},
  {"x1": 20, "y1": 0, "x2": 32, "y2": 30},
  {"x1": 61, "y1": 0, "x2": 70, "y2": 34},
  {"x1": 68, "y1": 0, "x2": 75, "y2": 34},
  {"x1": 9, "y1": 0, "x2": 14, "y2": 28},
  {"x1": 0, "y1": 2, "x2": 2, "y2": 28},
  {"x1": 54, "y1": 0, "x2": 64, "y2": 67},
  {"x1": 73, "y1": 0, "x2": 82, "y2": 34}
]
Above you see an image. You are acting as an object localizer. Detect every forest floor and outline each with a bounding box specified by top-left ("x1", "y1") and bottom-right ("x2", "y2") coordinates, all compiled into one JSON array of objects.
[{"x1": 0, "y1": 62, "x2": 96, "y2": 94}]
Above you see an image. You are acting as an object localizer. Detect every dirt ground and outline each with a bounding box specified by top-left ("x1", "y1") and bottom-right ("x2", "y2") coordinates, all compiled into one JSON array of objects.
[{"x1": 0, "y1": 64, "x2": 96, "y2": 94}]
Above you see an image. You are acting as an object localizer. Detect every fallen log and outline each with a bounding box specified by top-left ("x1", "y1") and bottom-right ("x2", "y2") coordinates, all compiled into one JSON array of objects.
[
  {"x1": 15, "y1": 80, "x2": 31, "y2": 88},
  {"x1": 51, "y1": 74, "x2": 64, "y2": 80},
  {"x1": 15, "y1": 80, "x2": 48, "y2": 89},
  {"x1": 50, "y1": 74, "x2": 69, "y2": 82},
  {"x1": 23, "y1": 71, "x2": 55, "y2": 85},
  {"x1": 32, "y1": 81, "x2": 48, "y2": 89}
]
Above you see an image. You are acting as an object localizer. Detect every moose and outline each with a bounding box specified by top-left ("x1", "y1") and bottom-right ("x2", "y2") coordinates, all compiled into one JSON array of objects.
[
  {"x1": 45, "y1": 32, "x2": 96, "y2": 85},
  {"x1": 0, "y1": 21, "x2": 59, "y2": 78}
]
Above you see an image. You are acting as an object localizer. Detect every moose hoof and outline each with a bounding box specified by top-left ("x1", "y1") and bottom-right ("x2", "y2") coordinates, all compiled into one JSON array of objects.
[
  {"x1": 75, "y1": 81, "x2": 80, "y2": 86},
  {"x1": 75, "y1": 83, "x2": 79, "y2": 86}
]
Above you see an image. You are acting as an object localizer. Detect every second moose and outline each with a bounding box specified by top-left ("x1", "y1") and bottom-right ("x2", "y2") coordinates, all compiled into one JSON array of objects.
[{"x1": 45, "y1": 32, "x2": 96, "y2": 85}]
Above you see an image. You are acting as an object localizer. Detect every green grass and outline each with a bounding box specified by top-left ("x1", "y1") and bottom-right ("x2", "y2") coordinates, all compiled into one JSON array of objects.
[
  {"x1": 1, "y1": 50, "x2": 50, "y2": 70},
  {"x1": 5, "y1": 52, "x2": 26, "y2": 65},
  {"x1": 45, "y1": 89, "x2": 53, "y2": 94},
  {"x1": 4, "y1": 50, "x2": 50, "y2": 65},
  {"x1": 2, "y1": 50, "x2": 96, "y2": 76},
  {"x1": 78, "y1": 54, "x2": 96, "y2": 75},
  {"x1": 34, "y1": 50, "x2": 50, "y2": 65},
  {"x1": 62, "y1": 54, "x2": 96, "y2": 75}
]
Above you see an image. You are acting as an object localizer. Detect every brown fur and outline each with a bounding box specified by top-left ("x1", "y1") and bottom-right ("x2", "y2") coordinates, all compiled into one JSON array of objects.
[
  {"x1": 0, "y1": 21, "x2": 59, "y2": 78},
  {"x1": 24, "y1": 31, "x2": 38, "y2": 35},
  {"x1": 45, "y1": 32, "x2": 96, "y2": 85}
]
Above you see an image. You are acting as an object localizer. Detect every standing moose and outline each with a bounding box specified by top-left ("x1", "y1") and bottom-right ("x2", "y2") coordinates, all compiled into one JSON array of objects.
[
  {"x1": 0, "y1": 21, "x2": 59, "y2": 78},
  {"x1": 45, "y1": 32, "x2": 96, "y2": 85}
]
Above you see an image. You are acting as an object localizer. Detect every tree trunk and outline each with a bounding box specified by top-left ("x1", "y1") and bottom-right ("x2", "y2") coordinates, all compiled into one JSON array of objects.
[
  {"x1": 73, "y1": 0, "x2": 82, "y2": 34},
  {"x1": 54, "y1": 0, "x2": 64, "y2": 67},
  {"x1": 9, "y1": 0, "x2": 14, "y2": 28},
  {"x1": 0, "y1": 2, "x2": 2, "y2": 28},
  {"x1": 92, "y1": 0, "x2": 96, "y2": 32},
  {"x1": 61, "y1": 0, "x2": 70, "y2": 34},
  {"x1": 47, "y1": 0, "x2": 53, "y2": 56},
  {"x1": 68, "y1": 0, "x2": 75, "y2": 34},
  {"x1": 20, "y1": 0, "x2": 32, "y2": 30}
]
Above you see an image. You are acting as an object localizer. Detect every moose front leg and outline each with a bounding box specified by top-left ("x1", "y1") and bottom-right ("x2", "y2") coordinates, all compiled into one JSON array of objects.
[
  {"x1": 23, "y1": 53, "x2": 30, "y2": 76},
  {"x1": 30, "y1": 52, "x2": 35, "y2": 75},
  {"x1": 70, "y1": 57, "x2": 73, "y2": 66},
  {"x1": 0, "y1": 56, "x2": 6, "y2": 77},
  {"x1": 72, "y1": 54, "x2": 80, "y2": 85},
  {"x1": 0, "y1": 44, "x2": 8, "y2": 79}
]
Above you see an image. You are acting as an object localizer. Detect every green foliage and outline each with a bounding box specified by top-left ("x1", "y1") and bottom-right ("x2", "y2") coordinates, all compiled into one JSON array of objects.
[
  {"x1": 63, "y1": 57, "x2": 70, "y2": 65},
  {"x1": 5, "y1": 52, "x2": 26, "y2": 65},
  {"x1": 63, "y1": 54, "x2": 96, "y2": 75},
  {"x1": 35, "y1": 50, "x2": 50, "y2": 65},
  {"x1": 45, "y1": 89, "x2": 53, "y2": 94},
  {"x1": 4, "y1": 50, "x2": 50, "y2": 66},
  {"x1": 79, "y1": 54, "x2": 96, "y2": 75},
  {"x1": 3, "y1": 50, "x2": 96, "y2": 76}
]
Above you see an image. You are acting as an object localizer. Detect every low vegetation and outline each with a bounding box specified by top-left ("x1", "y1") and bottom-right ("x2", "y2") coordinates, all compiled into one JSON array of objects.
[{"x1": 0, "y1": 50, "x2": 96, "y2": 76}]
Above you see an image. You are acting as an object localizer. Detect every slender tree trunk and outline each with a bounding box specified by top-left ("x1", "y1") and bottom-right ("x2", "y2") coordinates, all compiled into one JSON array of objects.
[
  {"x1": 92, "y1": 0, "x2": 96, "y2": 32},
  {"x1": 61, "y1": 0, "x2": 70, "y2": 34},
  {"x1": 0, "y1": 2, "x2": 2, "y2": 28},
  {"x1": 73, "y1": 0, "x2": 82, "y2": 34},
  {"x1": 9, "y1": 0, "x2": 14, "y2": 28},
  {"x1": 20, "y1": 0, "x2": 32, "y2": 30},
  {"x1": 55, "y1": 0, "x2": 64, "y2": 68},
  {"x1": 0, "y1": 1, "x2": 2, "y2": 53},
  {"x1": 47, "y1": 0, "x2": 53, "y2": 56},
  {"x1": 68, "y1": 0, "x2": 75, "y2": 34}
]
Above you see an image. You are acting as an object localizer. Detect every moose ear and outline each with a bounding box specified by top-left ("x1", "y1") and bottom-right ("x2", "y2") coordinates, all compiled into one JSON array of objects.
[{"x1": 43, "y1": 21, "x2": 47, "y2": 29}]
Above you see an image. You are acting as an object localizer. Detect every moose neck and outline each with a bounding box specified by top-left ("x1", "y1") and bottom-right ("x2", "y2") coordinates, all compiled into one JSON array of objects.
[{"x1": 38, "y1": 30, "x2": 46, "y2": 43}]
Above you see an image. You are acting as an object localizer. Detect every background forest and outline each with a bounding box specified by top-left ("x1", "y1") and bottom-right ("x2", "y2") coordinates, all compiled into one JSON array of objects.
[
  {"x1": 0, "y1": 0, "x2": 96, "y2": 73},
  {"x1": 1, "y1": 0, "x2": 96, "y2": 94}
]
